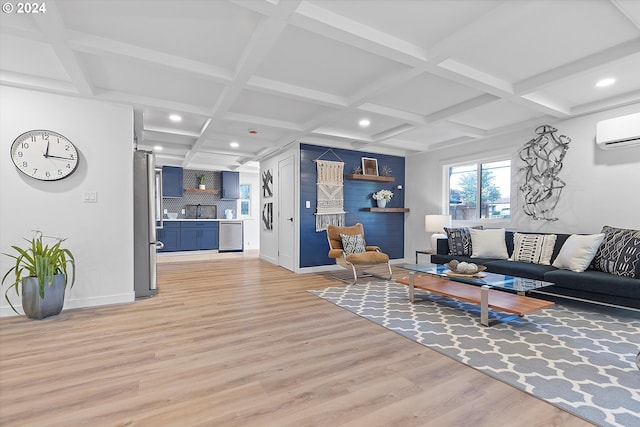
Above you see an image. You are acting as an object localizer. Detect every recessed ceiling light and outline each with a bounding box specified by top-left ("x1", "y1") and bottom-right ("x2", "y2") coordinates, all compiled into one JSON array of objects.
[
  {"x1": 359, "y1": 119, "x2": 371, "y2": 128},
  {"x1": 169, "y1": 114, "x2": 182, "y2": 122},
  {"x1": 230, "y1": 141, "x2": 239, "y2": 148},
  {"x1": 595, "y1": 78, "x2": 616, "y2": 88},
  {"x1": 153, "y1": 145, "x2": 163, "y2": 151}
]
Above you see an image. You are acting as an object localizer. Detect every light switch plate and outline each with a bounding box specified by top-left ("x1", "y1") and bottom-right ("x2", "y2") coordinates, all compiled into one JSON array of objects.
[
  {"x1": 83, "y1": 191, "x2": 98, "y2": 203},
  {"x1": 305, "y1": 201, "x2": 311, "y2": 208}
]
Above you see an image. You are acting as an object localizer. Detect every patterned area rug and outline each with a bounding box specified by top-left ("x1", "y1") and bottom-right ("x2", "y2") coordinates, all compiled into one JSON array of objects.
[{"x1": 309, "y1": 281, "x2": 640, "y2": 427}]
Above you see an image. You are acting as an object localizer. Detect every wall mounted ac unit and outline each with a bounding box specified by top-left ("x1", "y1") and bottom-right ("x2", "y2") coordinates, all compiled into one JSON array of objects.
[{"x1": 595, "y1": 112, "x2": 640, "y2": 149}]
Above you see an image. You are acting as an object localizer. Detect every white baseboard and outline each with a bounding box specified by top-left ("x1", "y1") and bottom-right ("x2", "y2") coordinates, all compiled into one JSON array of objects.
[{"x1": 0, "y1": 292, "x2": 135, "y2": 317}]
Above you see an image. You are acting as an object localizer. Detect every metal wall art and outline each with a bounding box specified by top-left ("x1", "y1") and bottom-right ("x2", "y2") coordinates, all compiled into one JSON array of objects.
[
  {"x1": 262, "y1": 202, "x2": 273, "y2": 230},
  {"x1": 262, "y1": 169, "x2": 273, "y2": 198},
  {"x1": 518, "y1": 125, "x2": 571, "y2": 221}
]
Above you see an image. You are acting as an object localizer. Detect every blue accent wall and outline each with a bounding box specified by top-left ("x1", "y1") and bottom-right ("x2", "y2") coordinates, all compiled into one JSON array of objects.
[{"x1": 300, "y1": 144, "x2": 406, "y2": 268}]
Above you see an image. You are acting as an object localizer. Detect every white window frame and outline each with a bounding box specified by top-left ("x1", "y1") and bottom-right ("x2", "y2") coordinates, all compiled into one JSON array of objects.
[
  {"x1": 444, "y1": 156, "x2": 513, "y2": 223},
  {"x1": 238, "y1": 183, "x2": 252, "y2": 218}
]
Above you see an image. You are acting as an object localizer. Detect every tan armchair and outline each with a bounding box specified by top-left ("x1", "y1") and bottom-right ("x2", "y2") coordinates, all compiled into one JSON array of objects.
[{"x1": 326, "y1": 223, "x2": 392, "y2": 285}]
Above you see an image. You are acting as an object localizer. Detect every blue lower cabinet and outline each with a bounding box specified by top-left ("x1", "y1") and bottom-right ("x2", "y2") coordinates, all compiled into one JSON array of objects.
[
  {"x1": 180, "y1": 221, "x2": 219, "y2": 250},
  {"x1": 157, "y1": 221, "x2": 180, "y2": 252},
  {"x1": 180, "y1": 227, "x2": 199, "y2": 251},
  {"x1": 201, "y1": 225, "x2": 219, "y2": 250}
]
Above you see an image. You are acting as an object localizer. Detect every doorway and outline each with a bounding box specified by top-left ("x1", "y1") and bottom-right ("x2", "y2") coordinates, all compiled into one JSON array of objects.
[{"x1": 278, "y1": 155, "x2": 296, "y2": 271}]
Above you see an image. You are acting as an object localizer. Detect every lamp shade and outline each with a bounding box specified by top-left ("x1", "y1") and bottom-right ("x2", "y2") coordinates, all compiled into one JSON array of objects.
[{"x1": 424, "y1": 214, "x2": 451, "y2": 233}]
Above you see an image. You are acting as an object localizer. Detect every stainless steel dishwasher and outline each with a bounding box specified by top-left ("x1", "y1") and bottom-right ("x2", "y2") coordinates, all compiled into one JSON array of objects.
[{"x1": 219, "y1": 221, "x2": 243, "y2": 252}]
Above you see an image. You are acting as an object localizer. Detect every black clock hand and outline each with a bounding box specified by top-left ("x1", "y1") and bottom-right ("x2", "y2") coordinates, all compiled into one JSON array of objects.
[
  {"x1": 44, "y1": 140, "x2": 50, "y2": 158},
  {"x1": 47, "y1": 154, "x2": 75, "y2": 160}
]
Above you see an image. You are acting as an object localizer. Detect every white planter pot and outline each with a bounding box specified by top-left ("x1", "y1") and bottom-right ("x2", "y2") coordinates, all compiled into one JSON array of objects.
[{"x1": 376, "y1": 199, "x2": 388, "y2": 208}]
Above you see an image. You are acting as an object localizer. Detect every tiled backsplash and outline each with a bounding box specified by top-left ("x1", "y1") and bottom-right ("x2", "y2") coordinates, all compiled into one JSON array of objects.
[{"x1": 162, "y1": 169, "x2": 237, "y2": 219}]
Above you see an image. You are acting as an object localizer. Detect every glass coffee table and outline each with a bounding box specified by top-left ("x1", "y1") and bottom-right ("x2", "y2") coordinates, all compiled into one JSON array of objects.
[{"x1": 397, "y1": 263, "x2": 555, "y2": 326}]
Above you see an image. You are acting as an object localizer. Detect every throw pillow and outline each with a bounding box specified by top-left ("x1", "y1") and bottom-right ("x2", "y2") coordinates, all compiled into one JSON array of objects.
[
  {"x1": 445, "y1": 226, "x2": 482, "y2": 256},
  {"x1": 592, "y1": 226, "x2": 640, "y2": 278},
  {"x1": 340, "y1": 233, "x2": 366, "y2": 255},
  {"x1": 552, "y1": 234, "x2": 605, "y2": 273},
  {"x1": 509, "y1": 233, "x2": 557, "y2": 265},
  {"x1": 470, "y1": 228, "x2": 509, "y2": 259}
]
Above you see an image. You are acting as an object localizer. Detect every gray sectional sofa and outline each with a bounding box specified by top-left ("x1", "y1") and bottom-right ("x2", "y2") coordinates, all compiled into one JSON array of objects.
[{"x1": 432, "y1": 230, "x2": 640, "y2": 310}]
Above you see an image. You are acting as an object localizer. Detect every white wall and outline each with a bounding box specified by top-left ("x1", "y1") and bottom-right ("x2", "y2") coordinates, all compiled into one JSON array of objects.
[
  {"x1": 239, "y1": 171, "x2": 260, "y2": 250},
  {"x1": 0, "y1": 86, "x2": 135, "y2": 316},
  {"x1": 405, "y1": 103, "x2": 640, "y2": 257},
  {"x1": 259, "y1": 145, "x2": 298, "y2": 265}
]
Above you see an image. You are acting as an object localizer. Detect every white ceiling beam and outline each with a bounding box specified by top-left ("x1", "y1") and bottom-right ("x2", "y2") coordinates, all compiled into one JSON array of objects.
[
  {"x1": 95, "y1": 91, "x2": 213, "y2": 117},
  {"x1": 519, "y1": 93, "x2": 572, "y2": 117},
  {"x1": 229, "y1": 0, "x2": 283, "y2": 17},
  {"x1": 224, "y1": 112, "x2": 303, "y2": 131},
  {"x1": 291, "y1": 1, "x2": 426, "y2": 67},
  {"x1": 310, "y1": 128, "x2": 373, "y2": 143},
  {"x1": 143, "y1": 126, "x2": 202, "y2": 138},
  {"x1": 426, "y1": 0, "x2": 541, "y2": 63},
  {"x1": 0, "y1": 70, "x2": 77, "y2": 94},
  {"x1": 372, "y1": 124, "x2": 417, "y2": 143},
  {"x1": 515, "y1": 38, "x2": 640, "y2": 94},
  {"x1": 435, "y1": 59, "x2": 514, "y2": 96},
  {"x1": 357, "y1": 103, "x2": 426, "y2": 125},
  {"x1": 612, "y1": 0, "x2": 640, "y2": 30},
  {"x1": 184, "y1": 0, "x2": 302, "y2": 166},
  {"x1": 247, "y1": 75, "x2": 348, "y2": 108},
  {"x1": 424, "y1": 94, "x2": 501, "y2": 123},
  {"x1": 67, "y1": 31, "x2": 233, "y2": 83},
  {"x1": 571, "y1": 88, "x2": 640, "y2": 115},
  {"x1": 439, "y1": 121, "x2": 487, "y2": 138},
  {"x1": 31, "y1": 0, "x2": 93, "y2": 96}
]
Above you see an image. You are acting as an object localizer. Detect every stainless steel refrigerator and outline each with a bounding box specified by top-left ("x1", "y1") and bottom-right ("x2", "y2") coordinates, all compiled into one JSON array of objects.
[{"x1": 133, "y1": 150, "x2": 162, "y2": 298}]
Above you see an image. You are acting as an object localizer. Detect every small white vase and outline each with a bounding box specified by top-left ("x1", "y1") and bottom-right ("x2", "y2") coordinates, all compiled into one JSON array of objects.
[
  {"x1": 199, "y1": 184, "x2": 206, "y2": 190},
  {"x1": 376, "y1": 199, "x2": 387, "y2": 208}
]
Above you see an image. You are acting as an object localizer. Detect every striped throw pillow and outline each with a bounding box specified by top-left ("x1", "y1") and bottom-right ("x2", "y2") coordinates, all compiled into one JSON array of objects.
[{"x1": 509, "y1": 233, "x2": 557, "y2": 265}]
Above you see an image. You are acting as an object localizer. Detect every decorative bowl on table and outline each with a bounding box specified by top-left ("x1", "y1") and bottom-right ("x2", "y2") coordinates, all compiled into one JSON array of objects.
[{"x1": 444, "y1": 260, "x2": 487, "y2": 277}]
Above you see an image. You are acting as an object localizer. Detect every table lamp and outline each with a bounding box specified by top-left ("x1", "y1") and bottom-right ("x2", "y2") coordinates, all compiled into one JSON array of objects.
[{"x1": 425, "y1": 214, "x2": 451, "y2": 250}]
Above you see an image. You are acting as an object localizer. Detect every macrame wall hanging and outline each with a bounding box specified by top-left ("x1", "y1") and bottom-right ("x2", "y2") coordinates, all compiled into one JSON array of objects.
[
  {"x1": 518, "y1": 125, "x2": 571, "y2": 221},
  {"x1": 315, "y1": 159, "x2": 346, "y2": 232}
]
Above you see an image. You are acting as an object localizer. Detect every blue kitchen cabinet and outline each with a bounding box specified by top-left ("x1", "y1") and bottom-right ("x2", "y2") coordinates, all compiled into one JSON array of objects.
[
  {"x1": 221, "y1": 171, "x2": 239, "y2": 199},
  {"x1": 180, "y1": 221, "x2": 219, "y2": 250},
  {"x1": 157, "y1": 221, "x2": 180, "y2": 252},
  {"x1": 162, "y1": 166, "x2": 183, "y2": 198},
  {"x1": 200, "y1": 223, "x2": 219, "y2": 250},
  {"x1": 179, "y1": 227, "x2": 199, "y2": 251}
]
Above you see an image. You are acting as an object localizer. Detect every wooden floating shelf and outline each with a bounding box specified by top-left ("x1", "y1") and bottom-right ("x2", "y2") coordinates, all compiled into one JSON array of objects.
[
  {"x1": 363, "y1": 207, "x2": 410, "y2": 212},
  {"x1": 184, "y1": 188, "x2": 220, "y2": 194},
  {"x1": 346, "y1": 174, "x2": 395, "y2": 182}
]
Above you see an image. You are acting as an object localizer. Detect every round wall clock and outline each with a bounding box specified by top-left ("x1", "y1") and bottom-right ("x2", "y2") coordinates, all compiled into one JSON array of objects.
[{"x1": 10, "y1": 130, "x2": 79, "y2": 181}]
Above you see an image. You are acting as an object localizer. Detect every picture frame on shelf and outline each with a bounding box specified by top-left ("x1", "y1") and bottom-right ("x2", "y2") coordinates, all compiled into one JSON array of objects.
[{"x1": 362, "y1": 157, "x2": 378, "y2": 176}]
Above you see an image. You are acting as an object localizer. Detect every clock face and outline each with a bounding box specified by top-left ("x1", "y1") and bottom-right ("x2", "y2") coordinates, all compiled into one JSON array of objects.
[{"x1": 11, "y1": 130, "x2": 79, "y2": 181}]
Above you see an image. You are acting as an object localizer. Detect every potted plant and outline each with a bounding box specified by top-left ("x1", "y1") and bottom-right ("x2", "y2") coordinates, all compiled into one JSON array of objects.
[
  {"x1": 2, "y1": 231, "x2": 75, "y2": 319},
  {"x1": 198, "y1": 175, "x2": 206, "y2": 190},
  {"x1": 372, "y1": 189, "x2": 393, "y2": 208}
]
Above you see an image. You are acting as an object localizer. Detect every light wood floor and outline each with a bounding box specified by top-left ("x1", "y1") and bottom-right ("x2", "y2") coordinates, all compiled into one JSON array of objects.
[{"x1": 0, "y1": 255, "x2": 592, "y2": 426}]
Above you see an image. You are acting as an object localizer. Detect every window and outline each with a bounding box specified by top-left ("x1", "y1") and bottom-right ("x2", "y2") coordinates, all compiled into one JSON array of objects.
[
  {"x1": 448, "y1": 160, "x2": 511, "y2": 221},
  {"x1": 239, "y1": 184, "x2": 251, "y2": 217}
]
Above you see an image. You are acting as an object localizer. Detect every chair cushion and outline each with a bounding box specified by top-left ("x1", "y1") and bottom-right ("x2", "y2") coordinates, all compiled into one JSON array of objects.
[
  {"x1": 340, "y1": 233, "x2": 365, "y2": 254},
  {"x1": 346, "y1": 251, "x2": 389, "y2": 265}
]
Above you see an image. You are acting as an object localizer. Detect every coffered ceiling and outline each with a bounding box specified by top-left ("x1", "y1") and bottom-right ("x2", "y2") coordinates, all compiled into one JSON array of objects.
[{"x1": 2, "y1": 0, "x2": 640, "y2": 173}]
